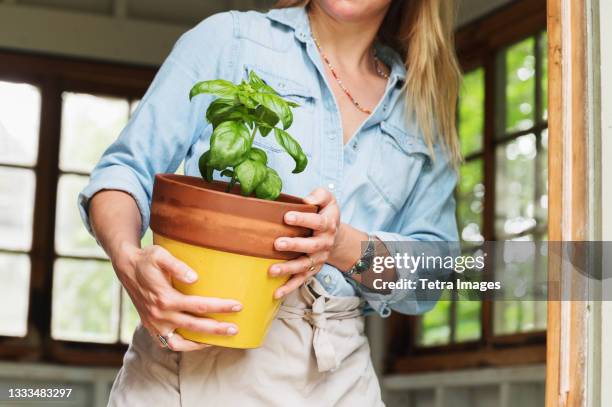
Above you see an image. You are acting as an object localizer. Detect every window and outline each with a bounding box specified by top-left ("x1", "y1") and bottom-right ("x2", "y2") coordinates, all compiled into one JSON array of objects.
[
  {"x1": 387, "y1": 0, "x2": 547, "y2": 373},
  {"x1": 0, "y1": 81, "x2": 41, "y2": 337},
  {"x1": 52, "y1": 93, "x2": 142, "y2": 344},
  {"x1": 0, "y1": 51, "x2": 155, "y2": 363}
]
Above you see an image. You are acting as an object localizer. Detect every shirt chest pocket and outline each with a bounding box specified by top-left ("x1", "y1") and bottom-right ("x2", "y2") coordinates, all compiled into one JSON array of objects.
[
  {"x1": 366, "y1": 122, "x2": 431, "y2": 212},
  {"x1": 243, "y1": 65, "x2": 316, "y2": 159}
]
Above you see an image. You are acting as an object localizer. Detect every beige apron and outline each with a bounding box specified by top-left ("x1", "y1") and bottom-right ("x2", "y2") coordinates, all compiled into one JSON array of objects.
[{"x1": 108, "y1": 278, "x2": 384, "y2": 407}]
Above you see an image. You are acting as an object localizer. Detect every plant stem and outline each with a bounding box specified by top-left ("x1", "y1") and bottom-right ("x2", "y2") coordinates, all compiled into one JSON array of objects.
[{"x1": 227, "y1": 174, "x2": 238, "y2": 193}]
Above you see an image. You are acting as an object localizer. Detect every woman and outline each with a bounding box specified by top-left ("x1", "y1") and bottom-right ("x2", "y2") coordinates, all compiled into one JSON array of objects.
[{"x1": 79, "y1": 0, "x2": 461, "y2": 405}]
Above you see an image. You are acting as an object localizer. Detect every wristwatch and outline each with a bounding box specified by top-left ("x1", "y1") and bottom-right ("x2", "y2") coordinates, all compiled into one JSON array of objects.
[{"x1": 346, "y1": 235, "x2": 377, "y2": 276}]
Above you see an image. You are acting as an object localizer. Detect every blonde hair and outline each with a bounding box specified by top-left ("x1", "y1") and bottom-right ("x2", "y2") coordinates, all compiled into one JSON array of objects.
[{"x1": 275, "y1": 0, "x2": 462, "y2": 165}]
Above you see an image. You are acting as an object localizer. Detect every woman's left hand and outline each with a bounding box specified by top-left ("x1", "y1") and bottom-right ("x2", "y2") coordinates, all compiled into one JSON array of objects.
[{"x1": 269, "y1": 187, "x2": 341, "y2": 299}]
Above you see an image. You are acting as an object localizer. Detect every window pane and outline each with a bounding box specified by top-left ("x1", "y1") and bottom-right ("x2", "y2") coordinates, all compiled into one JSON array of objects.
[
  {"x1": 55, "y1": 174, "x2": 105, "y2": 258},
  {"x1": 455, "y1": 300, "x2": 481, "y2": 342},
  {"x1": 459, "y1": 68, "x2": 485, "y2": 156},
  {"x1": 120, "y1": 290, "x2": 140, "y2": 344},
  {"x1": 536, "y1": 129, "x2": 548, "y2": 224},
  {"x1": 495, "y1": 134, "x2": 537, "y2": 238},
  {"x1": 0, "y1": 81, "x2": 41, "y2": 166},
  {"x1": 0, "y1": 253, "x2": 30, "y2": 337},
  {"x1": 540, "y1": 32, "x2": 548, "y2": 121},
  {"x1": 505, "y1": 37, "x2": 536, "y2": 133},
  {"x1": 457, "y1": 159, "x2": 484, "y2": 245},
  {"x1": 130, "y1": 99, "x2": 141, "y2": 115},
  {"x1": 0, "y1": 167, "x2": 36, "y2": 251},
  {"x1": 493, "y1": 237, "x2": 547, "y2": 335},
  {"x1": 417, "y1": 291, "x2": 451, "y2": 346},
  {"x1": 52, "y1": 258, "x2": 120, "y2": 343},
  {"x1": 59, "y1": 92, "x2": 129, "y2": 173}
]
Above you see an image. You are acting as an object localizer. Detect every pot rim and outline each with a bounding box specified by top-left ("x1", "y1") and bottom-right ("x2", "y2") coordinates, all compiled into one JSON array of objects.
[{"x1": 155, "y1": 173, "x2": 315, "y2": 210}]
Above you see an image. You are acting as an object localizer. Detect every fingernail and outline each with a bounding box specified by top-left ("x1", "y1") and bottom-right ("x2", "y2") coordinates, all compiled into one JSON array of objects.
[
  {"x1": 276, "y1": 240, "x2": 288, "y2": 250},
  {"x1": 275, "y1": 290, "x2": 284, "y2": 300},
  {"x1": 227, "y1": 326, "x2": 238, "y2": 335},
  {"x1": 285, "y1": 213, "x2": 297, "y2": 223},
  {"x1": 185, "y1": 270, "x2": 198, "y2": 283},
  {"x1": 231, "y1": 304, "x2": 242, "y2": 312},
  {"x1": 304, "y1": 195, "x2": 315, "y2": 204},
  {"x1": 270, "y1": 265, "x2": 281, "y2": 276}
]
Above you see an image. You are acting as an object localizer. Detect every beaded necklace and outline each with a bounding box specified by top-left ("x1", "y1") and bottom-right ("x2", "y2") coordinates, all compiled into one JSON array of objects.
[{"x1": 311, "y1": 33, "x2": 389, "y2": 115}]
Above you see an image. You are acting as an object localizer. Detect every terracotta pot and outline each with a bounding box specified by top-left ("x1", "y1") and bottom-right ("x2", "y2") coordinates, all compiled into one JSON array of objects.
[{"x1": 150, "y1": 174, "x2": 317, "y2": 348}]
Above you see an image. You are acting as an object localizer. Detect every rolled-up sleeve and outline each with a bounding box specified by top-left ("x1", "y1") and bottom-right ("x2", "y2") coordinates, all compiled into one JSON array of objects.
[
  {"x1": 357, "y1": 151, "x2": 460, "y2": 317},
  {"x1": 78, "y1": 12, "x2": 236, "y2": 237}
]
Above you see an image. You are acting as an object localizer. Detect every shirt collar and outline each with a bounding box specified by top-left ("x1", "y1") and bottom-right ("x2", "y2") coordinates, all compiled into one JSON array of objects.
[{"x1": 266, "y1": 7, "x2": 406, "y2": 83}]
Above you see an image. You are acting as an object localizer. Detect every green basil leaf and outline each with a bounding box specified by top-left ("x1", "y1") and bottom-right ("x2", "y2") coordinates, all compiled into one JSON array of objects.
[
  {"x1": 248, "y1": 71, "x2": 277, "y2": 94},
  {"x1": 208, "y1": 121, "x2": 251, "y2": 170},
  {"x1": 190, "y1": 80, "x2": 239, "y2": 100},
  {"x1": 238, "y1": 91, "x2": 258, "y2": 109},
  {"x1": 273, "y1": 128, "x2": 308, "y2": 173},
  {"x1": 252, "y1": 105, "x2": 279, "y2": 136},
  {"x1": 285, "y1": 99, "x2": 300, "y2": 108},
  {"x1": 251, "y1": 92, "x2": 293, "y2": 129},
  {"x1": 206, "y1": 99, "x2": 244, "y2": 128},
  {"x1": 255, "y1": 168, "x2": 282, "y2": 200},
  {"x1": 234, "y1": 159, "x2": 267, "y2": 196},
  {"x1": 249, "y1": 147, "x2": 268, "y2": 165},
  {"x1": 198, "y1": 150, "x2": 214, "y2": 182}
]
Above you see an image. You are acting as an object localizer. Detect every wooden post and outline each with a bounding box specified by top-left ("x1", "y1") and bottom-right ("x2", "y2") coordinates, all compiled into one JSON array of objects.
[{"x1": 545, "y1": 0, "x2": 591, "y2": 405}]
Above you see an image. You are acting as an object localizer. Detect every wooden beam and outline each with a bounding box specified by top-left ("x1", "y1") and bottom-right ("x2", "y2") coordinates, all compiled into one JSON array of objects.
[
  {"x1": 546, "y1": 0, "x2": 591, "y2": 405},
  {"x1": 392, "y1": 345, "x2": 546, "y2": 374}
]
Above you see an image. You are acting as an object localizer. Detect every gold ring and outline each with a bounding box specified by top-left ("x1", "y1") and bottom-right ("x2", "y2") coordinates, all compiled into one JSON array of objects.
[{"x1": 307, "y1": 255, "x2": 316, "y2": 273}]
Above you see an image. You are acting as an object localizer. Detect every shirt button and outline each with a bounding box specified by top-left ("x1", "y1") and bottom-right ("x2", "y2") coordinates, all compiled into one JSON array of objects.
[
  {"x1": 324, "y1": 275, "x2": 332, "y2": 285},
  {"x1": 328, "y1": 183, "x2": 335, "y2": 190}
]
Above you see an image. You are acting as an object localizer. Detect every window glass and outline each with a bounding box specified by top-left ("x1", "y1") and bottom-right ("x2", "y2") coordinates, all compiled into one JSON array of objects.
[
  {"x1": 0, "y1": 81, "x2": 41, "y2": 166},
  {"x1": 0, "y1": 253, "x2": 30, "y2": 337},
  {"x1": 505, "y1": 37, "x2": 536, "y2": 133},
  {"x1": 417, "y1": 292, "x2": 451, "y2": 346},
  {"x1": 536, "y1": 129, "x2": 548, "y2": 224},
  {"x1": 0, "y1": 167, "x2": 36, "y2": 251},
  {"x1": 55, "y1": 174, "x2": 105, "y2": 258},
  {"x1": 495, "y1": 134, "x2": 537, "y2": 238},
  {"x1": 459, "y1": 68, "x2": 485, "y2": 156},
  {"x1": 52, "y1": 259, "x2": 120, "y2": 343},
  {"x1": 540, "y1": 32, "x2": 548, "y2": 121},
  {"x1": 59, "y1": 92, "x2": 129, "y2": 173},
  {"x1": 457, "y1": 159, "x2": 484, "y2": 245},
  {"x1": 455, "y1": 300, "x2": 481, "y2": 342},
  {"x1": 120, "y1": 290, "x2": 140, "y2": 344}
]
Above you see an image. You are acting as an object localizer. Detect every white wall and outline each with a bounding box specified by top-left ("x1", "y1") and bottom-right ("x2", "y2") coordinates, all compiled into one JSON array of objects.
[
  {"x1": 0, "y1": 0, "x2": 270, "y2": 66},
  {"x1": 0, "y1": 0, "x2": 517, "y2": 66}
]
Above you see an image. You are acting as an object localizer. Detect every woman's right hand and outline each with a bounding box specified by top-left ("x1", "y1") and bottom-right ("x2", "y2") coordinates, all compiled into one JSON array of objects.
[{"x1": 114, "y1": 243, "x2": 242, "y2": 352}]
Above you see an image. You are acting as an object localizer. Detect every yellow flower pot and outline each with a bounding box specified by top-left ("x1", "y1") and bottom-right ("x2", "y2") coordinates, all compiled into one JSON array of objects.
[
  {"x1": 150, "y1": 175, "x2": 316, "y2": 348},
  {"x1": 153, "y1": 234, "x2": 288, "y2": 348}
]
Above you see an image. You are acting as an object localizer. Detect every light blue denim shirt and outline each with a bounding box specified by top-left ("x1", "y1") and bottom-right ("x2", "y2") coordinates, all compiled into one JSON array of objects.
[{"x1": 79, "y1": 7, "x2": 459, "y2": 318}]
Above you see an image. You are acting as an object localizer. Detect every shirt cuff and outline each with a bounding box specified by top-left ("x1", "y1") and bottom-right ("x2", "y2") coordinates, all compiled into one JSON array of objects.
[
  {"x1": 78, "y1": 165, "x2": 151, "y2": 239},
  {"x1": 351, "y1": 231, "x2": 449, "y2": 316}
]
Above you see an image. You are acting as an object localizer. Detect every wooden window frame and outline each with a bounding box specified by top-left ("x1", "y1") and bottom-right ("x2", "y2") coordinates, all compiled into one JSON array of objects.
[
  {"x1": 545, "y1": 0, "x2": 593, "y2": 404},
  {"x1": 0, "y1": 50, "x2": 156, "y2": 366},
  {"x1": 385, "y1": 0, "x2": 548, "y2": 375}
]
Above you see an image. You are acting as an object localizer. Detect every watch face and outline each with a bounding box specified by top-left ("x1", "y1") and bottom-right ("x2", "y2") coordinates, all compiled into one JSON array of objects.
[{"x1": 355, "y1": 259, "x2": 368, "y2": 273}]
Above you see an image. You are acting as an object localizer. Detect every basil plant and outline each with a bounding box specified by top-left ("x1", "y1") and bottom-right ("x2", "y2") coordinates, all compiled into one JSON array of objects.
[{"x1": 190, "y1": 71, "x2": 308, "y2": 201}]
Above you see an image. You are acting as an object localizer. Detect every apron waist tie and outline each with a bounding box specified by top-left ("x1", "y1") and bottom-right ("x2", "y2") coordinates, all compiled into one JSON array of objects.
[{"x1": 276, "y1": 280, "x2": 362, "y2": 373}]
